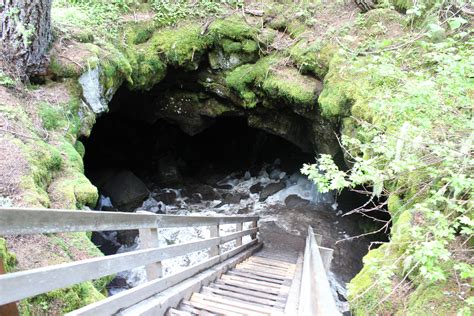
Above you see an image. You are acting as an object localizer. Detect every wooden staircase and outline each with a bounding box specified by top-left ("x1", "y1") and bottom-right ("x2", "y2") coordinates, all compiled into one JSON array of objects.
[{"x1": 169, "y1": 255, "x2": 297, "y2": 316}]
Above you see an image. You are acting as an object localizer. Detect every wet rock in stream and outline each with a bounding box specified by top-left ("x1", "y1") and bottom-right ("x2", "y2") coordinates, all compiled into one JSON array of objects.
[
  {"x1": 259, "y1": 181, "x2": 286, "y2": 201},
  {"x1": 102, "y1": 170, "x2": 149, "y2": 211},
  {"x1": 284, "y1": 194, "x2": 310, "y2": 208}
]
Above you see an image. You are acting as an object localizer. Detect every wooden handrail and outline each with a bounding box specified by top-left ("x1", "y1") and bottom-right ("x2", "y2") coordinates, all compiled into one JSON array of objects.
[
  {"x1": 0, "y1": 207, "x2": 259, "y2": 235},
  {"x1": 0, "y1": 207, "x2": 260, "y2": 311},
  {"x1": 68, "y1": 240, "x2": 259, "y2": 316},
  {"x1": 298, "y1": 226, "x2": 340, "y2": 316}
]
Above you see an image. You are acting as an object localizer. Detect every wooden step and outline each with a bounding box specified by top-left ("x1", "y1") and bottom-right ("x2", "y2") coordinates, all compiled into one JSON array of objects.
[
  {"x1": 233, "y1": 268, "x2": 291, "y2": 281},
  {"x1": 202, "y1": 286, "x2": 286, "y2": 309},
  {"x1": 191, "y1": 293, "x2": 283, "y2": 315},
  {"x1": 210, "y1": 283, "x2": 287, "y2": 302},
  {"x1": 227, "y1": 270, "x2": 286, "y2": 284},
  {"x1": 173, "y1": 254, "x2": 297, "y2": 315}
]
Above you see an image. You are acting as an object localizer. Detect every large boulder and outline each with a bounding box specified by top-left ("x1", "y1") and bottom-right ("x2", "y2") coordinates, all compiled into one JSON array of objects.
[
  {"x1": 284, "y1": 194, "x2": 310, "y2": 208},
  {"x1": 156, "y1": 154, "x2": 182, "y2": 184},
  {"x1": 102, "y1": 170, "x2": 149, "y2": 211},
  {"x1": 259, "y1": 182, "x2": 286, "y2": 201},
  {"x1": 184, "y1": 184, "x2": 221, "y2": 201}
]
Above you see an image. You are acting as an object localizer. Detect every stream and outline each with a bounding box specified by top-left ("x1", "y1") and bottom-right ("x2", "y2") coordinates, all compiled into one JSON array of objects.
[{"x1": 92, "y1": 160, "x2": 373, "y2": 313}]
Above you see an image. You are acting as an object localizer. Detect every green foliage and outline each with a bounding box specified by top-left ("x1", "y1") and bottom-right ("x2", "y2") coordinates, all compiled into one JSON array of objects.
[
  {"x1": 0, "y1": 71, "x2": 16, "y2": 87},
  {"x1": 39, "y1": 103, "x2": 64, "y2": 131},
  {"x1": 0, "y1": 238, "x2": 17, "y2": 273},
  {"x1": 303, "y1": 30, "x2": 473, "y2": 314},
  {"x1": 53, "y1": 0, "x2": 133, "y2": 35},
  {"x1": 151, "y1": 0, "x2": 243, "y2": 27}
]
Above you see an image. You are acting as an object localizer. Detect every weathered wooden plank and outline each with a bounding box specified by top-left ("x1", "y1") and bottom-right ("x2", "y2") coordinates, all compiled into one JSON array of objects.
[
  {"x1": 119, "y1": 243, "x2": 264, "y2": 316},
  {"x1": 298, "y1": 226, "x2": 340, "y2": 316},
  {"x1": 284, "y1": 252, "x2": 303, "y2": 315},
  {"x1": 247, "y1": 257, "x2": 293, "y2": 268},
  {"x1": 242, "y1": 261, "x2": 292, "y2": 272},
  {"x1": 221, "y1": 228, "x2": 258, "y2": 244},
  {"x1": 216, "y1": 278, "x2": 286, "y2": 295},
  {"x1": 209, "y1": 225, "x2": 220, "y2": 257},
  {"x1": 210, "y1": 283, "x2": 287, "y2": 302},
  {"x1": 191, "y1": 294, "x2": 268, "y2": 316},
  {"x1": 233, "y1": 268, "x2": 290, "y2": 281},
  {"x1": 235, "y1": 223, "x2": 243, "y2": 246},
  {"x1": 221, "y1": 275, "x2": 284, "y2": 289},
  {"x1": 192, "y1": 292, "x2": 282, "y2": 315},
  {"x1": 0, "y1": 208, "x2": 259, "y2": 234},
  {"x1": 138, "y1": 226, "x2": 162, "y2": 280},
  {"x1": 0, "y1": 237, "x2": 222, "y2": 305},
  {"x1": 202, "y1": 286, "x2": 286, "y2": 309},
  {"x1": 0, "y1": 258, "x2": 19, "y2": 316},
  {"x1": 167, "y1": 308, "x2": 192, "y2": 316},
  {"x1": 68, "y1": 239, "x2": 259, "y2": 316},
  {"x1": 236, "y1": 264, "x2": 292, "y2": 277},
  {"x1": 227, "y1": 270, "x2": 285, "y2": 284},
  {"x1": 181, "y1": 300, "x2": 244, "y2": 316}
]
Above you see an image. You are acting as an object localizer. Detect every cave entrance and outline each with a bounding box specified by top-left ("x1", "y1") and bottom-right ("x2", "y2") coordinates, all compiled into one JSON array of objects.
[
  {"x1": 81, "y1": 74, "x2": 389, "y2": 307},
  {"x1": 82, "y1": 82, "x2": 315, "y2": 213}
]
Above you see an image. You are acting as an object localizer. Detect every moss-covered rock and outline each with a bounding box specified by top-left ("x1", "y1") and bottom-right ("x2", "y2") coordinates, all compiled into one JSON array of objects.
[
  {"x1": 288, "y1": 41, "x2": 337, "y2": 79},
  {"x1": 153, "y1": 23, "x2": 212, "y2": 70}
]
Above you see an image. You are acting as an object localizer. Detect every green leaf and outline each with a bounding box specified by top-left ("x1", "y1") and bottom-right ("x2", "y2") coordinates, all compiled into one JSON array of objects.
[{"x1": 448, "y1": 17, "x2": 467, "y2": 30}]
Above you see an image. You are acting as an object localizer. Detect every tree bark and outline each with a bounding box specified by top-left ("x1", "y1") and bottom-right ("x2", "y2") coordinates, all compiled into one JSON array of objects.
[{"x1": 0, "y1": 0, "x2": 52, "y2": 80}]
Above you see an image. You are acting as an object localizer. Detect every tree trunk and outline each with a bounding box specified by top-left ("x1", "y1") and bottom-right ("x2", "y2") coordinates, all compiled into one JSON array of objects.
[{"x1": 0, "y1": 0, "x2": 52, "y2": 80}]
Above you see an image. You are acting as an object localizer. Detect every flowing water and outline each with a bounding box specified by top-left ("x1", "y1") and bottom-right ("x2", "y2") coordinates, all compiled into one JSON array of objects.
[{"x1": 93, "y1": 160, "x2": 376, "y2": 313}]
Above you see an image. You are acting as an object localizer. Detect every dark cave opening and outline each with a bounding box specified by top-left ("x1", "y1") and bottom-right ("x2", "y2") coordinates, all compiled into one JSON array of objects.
[{"x1": 81, "y1": 74, "x2": 391, "y2": 299}]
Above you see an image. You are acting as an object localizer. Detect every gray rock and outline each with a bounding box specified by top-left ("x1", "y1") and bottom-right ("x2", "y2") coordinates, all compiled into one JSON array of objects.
[
  {"x1": 102, "y1": 170, "x2": 149, "y2": 211},
  {"x1": 250, "y1": 182, "x2": 263, "y2": 194},
  {"x1": 91, "y1": 231, "x2": 121, "y2": 255},
  {"x1": 259, "y1": 182, "x2": 286, "y2": 201},
  {"x1": 243, "y1": 171, "x2": 251, "y2": 180},
  {"x1": 284, "y1": 194, "x2": 310, "y2": 208},
  {"x1": 270, "y1": 169, "x2": 286, "y2": 180},
  {"x1": 156, "y1": 154, "x2": 182, "y2": 184},
  {"x1": 154, "y1": 190, "x2": 177, "y2": 205},
  {"x1": 117, "y1": 229, "x2": 138, "y2": 246},
  {"x1": 223, "y1": 193, "x2": 242, "y2": 204},
  {"x1": 79, "y1": 67, "x2": 108, "y2": 114},
  {"x1": 186, "y1": 184, "x2": 221, "y2": 201}
]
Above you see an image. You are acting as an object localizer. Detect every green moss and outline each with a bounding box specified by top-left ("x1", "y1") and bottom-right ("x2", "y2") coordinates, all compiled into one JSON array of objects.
[
  {"x1": 48, "y1": 141, "x2": 98, "y2": 208},
  {"x1": 387, "y1": 193, "x2": 404, "y2": 221},
  {"x1": 225, "y1": 56, "x2": 278, "y2": 108},
  {"x1": 242, "y1": 40, "x2": 258, "y2": 54},
  {"x1": 405, "y1": 281, "x2": 465, "y2": 315},
  {"x1": 348, "y1": 244, "x2": 402, "y2": 315},
  {"x1": 287, "y1": 20, "x2": 306, "y2": 38},
  {"x1": 288, "y1": 41, "x2": 336, "y2": 78},
  {"x1": 49, "y1": 57, "x2": 82, "y2": 78},
  {"x1": 0, "y1": 238, "x2": 17, "y2": 273},
  {"x1": 221, "y1": 39, "x2": 242, "y2": 54},
  {"x1": 75, "y1": 141, "x2": 86, "y2": 158},
  {"x1": 26, "y1": 282, "x2": 105, "y2": 314},
  {"x1": 209, "y1": 16, "x2": 256, "y2": 42},
  {"x1": 39, "y1": 102, "x2": 65, "y2": 131},
  {"x1": 262, "y1": 67, "x2": 317, "y2": 106},
  {"x1": 153, "y1": 23, "x2": 212, "y2": 70}
]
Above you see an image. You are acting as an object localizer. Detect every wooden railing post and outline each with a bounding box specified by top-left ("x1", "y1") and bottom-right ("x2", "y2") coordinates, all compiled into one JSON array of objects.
[
  {"x1": 138, "y1": 227, "x2": 162, "y2": 280},
  {"x1": 250, "y1": 220, "x2": 258, "y2": 240},
  {"x1": 209, "y1": 224, "x2": 220, "y2": 257},
  {"x1": 0, "y1": 258, "x2": 19, "y2": 316},
  {"x1": 235, "y1": 222, "x2": 243, "y2": 246}
]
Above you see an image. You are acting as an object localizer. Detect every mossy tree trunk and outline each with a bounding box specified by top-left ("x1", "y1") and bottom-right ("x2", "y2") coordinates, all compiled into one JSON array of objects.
[{"x1": 0, "y1": 0, "x2": 52, "y2": 80}]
